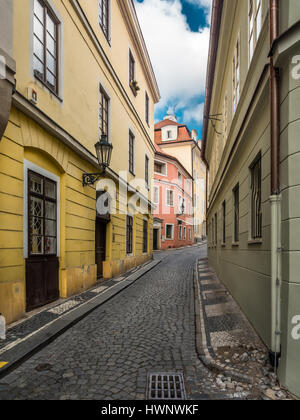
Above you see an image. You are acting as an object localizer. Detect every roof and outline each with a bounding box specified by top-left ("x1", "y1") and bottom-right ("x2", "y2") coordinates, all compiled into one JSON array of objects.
[{"x1": 154, "y1": 120, "x2": 193, "y2": 144}]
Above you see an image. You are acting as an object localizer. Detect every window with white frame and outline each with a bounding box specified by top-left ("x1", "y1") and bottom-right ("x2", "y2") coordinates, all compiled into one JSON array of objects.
[
  {"x1": 33, "y1": 0, "x2": 59, "y2": 94},
  {"x1": 249, "y1": 0, "x2": 262, "y2": 63},
  {"x1": 165, "y1": 224, "x2": 174, "y2": 240},
  {"x1": 99, "y1": 0, "x2": 110, "y2": 42},
  {"x1": 153, "y1": 186, "x2": 159, "y2": 205},
  {"x1": 179, "y1": 225, "x2": 182, "y2": 240},
  {"x1": 183, "y1": 226, "x2": 186, "y2": 240},
  {"x1": 154, "y1": 161, "x2": 167, "y2": 175},
  {"x1": 167, "y1": 189, "x2": 174, "y2": 207}
]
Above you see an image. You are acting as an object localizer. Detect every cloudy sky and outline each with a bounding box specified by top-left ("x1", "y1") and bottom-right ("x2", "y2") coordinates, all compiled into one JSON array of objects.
[{"x1": 134, "y1": 0, "x2": 212, "y2": 138}]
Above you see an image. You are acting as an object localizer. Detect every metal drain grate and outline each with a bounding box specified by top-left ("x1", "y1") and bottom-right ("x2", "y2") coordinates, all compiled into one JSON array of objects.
[{"x1": 147, "y1": 373, "x2": 186, "y2": 400}]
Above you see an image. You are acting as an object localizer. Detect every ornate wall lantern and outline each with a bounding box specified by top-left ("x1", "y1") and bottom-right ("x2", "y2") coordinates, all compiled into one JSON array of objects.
[{"x1": 82, "y1": 135, "x2": 113, "y2": 186}]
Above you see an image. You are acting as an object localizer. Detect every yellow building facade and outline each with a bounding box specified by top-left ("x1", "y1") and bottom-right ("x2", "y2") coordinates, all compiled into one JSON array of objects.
[{"x1": 0, "y1": 0, "x2": 160, "y2": 325}]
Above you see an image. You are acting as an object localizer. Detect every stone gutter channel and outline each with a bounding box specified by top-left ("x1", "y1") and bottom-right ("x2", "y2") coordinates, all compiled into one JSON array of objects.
[{"x1": 0, "y1": 258, "x2": 161, "y2": 380}]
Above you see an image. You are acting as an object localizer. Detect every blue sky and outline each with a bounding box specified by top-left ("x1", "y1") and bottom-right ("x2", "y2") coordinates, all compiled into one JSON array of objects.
[{"x1": 135, "y1": 0, "x2": 211, "y2": 139}]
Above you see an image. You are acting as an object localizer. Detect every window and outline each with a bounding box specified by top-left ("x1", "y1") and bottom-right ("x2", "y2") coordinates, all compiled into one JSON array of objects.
[
  {"x1": 153, "y1": 186, "x2": 159, "y2": 205},
  {"x1": 28, "y1": 170, "x2": 57, "y2": 256},
  {"x1": 179, "y1": 225, "x2": 182, "y2": 240},
  {"x1": 143, "y1": 219, "x2": 148, "y2": 253},
  {"x1": 250, "y1": 154, "x2": 262, "y2": 239},
  {"x1": 249, "y1": 0, "x2": 262, "y2": 63},
  {"x1": 33, "y1": 0, "x2": 59, "y2": 94},
  {"x1": 222, "y1": 201, "x2": 226, "y2": 244},
  {"x1": 178, "y1": 196, "x2": 183, "y2": 214},
  {"x1": 167, "y1": 130, "x2": 172, "y2": 139},
  {"x1": 145, "y1": 155, "x2": 149, "y2": 187},
  {"x1": 99, "y1": 0, "x2": 109, "y2": 41},
  {"x1": 166, "y1": 224, "x2": 174, "y2": 240},
  {"x1": 145, "y1": 92, "x2": 149, "y2": 125},
  {"x1": 129, "y1": 130, "x2": 135, "y2": 175},
  {"x1": 126, "y1": 215, "x2": 133, "y2": 254},
  {"x1": 178, "y1": 172, "x2": 182, "y2": 183},
  {"x1": 183, "y1": 226, "x2": 186, "y2": 240},
  {"x1": 154, "y1": 161, "x2": 166, "y2": 175},
  {"x1": 99, "y1": 85, "x2": 109, "y2": 137},
  {"x1": 167, "y1": 190, "x2": 174, "y2": 207},
  {"x1": 129, "y1": 50, "x2": 135, "y2": 84},
  {"x1": 233, "y1": 39, "x2": 240, "y2": 114},
  {"x1": 233, "y1": 184, "x2": 239, "y2": 243},
  {"x1": 223, "y1": 93, "x2": 228, "y2": 147},
  {"x1": 189, "y1": 228, "x2": 192, "y2": 241}
]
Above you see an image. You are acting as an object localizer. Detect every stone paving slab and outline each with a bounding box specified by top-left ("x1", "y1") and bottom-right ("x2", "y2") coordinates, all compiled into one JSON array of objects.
[{"x1": 0, "y1": 258, "x2": 161, "y2": 380}]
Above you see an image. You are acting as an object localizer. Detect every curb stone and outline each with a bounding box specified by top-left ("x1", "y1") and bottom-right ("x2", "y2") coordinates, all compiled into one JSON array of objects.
[
  {"x1": 194, "y1": 260, "x2": 255, "y2": 385},
  {"x1": 0, "y1": 258, "x2": 162, "y2": 380}
]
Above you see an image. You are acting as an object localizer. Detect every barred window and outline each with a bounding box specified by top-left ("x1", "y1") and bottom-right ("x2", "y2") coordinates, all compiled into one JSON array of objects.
[
  {"x1": 233, "y1": 184, "x2": 239, "y2": 242},
  {"x1": 99, "y1": 0, "x2": 109, "y2": 41},
  {"x1": 250, "y1": 154, "x2": 262, "y2": 239},
  {"x1": 126, "y1": 215, "x2": 133, "y2": 255},
  {"x1": 33, "y1": 0, "x2": 58, "y2": 93}
]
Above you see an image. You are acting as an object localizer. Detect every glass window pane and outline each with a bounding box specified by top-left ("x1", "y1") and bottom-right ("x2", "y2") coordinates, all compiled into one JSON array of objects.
[
  {"x1": 45, "y1": 201, "x2": 56, "y2": 220},
  {"x1": 46, "y1": 51, "x2": 56, "y2": 75},
  {"x1": 33, "y1": 36, "x2": 44, "y2": 63},
  {"x1": 31, "y1": 216, "x2": 43, "y2": 236},
  {"x1": 46, "y1": 33, "x2": 55, "y2": 56},
  {"x1": 34, "y1": 17, "x2": 44, "y2": 42},
  {"x1": 45, "y1": 180, "x2": 56, "y2": 199},
  {"x1": 46, "y1": 70, "x2": 56, "y2": 89},
  {"x1": 30, "y1": 173, "x2": 43, "y2": 194},
  {"x1": 33, "y1": 56, "x2": 44, "y2": 78},
  {"x1": 34, "y1": 0, "x2": 44, "y2": 22},
  {"x1": 30, "y1": 196, "x2": 43, "y2": 218},
  {"x1": 31, "y1": 235, "x2": 44, "y2": 255},
  {"x1": 45, "y1": 237, "x2": 56, "y2": 254},
  {"x1": 46, "y1": 14, "x2": 56, "y2": 38},
  {"x1": 45, "y1": 219, "x2": 56, "y2": 236}
]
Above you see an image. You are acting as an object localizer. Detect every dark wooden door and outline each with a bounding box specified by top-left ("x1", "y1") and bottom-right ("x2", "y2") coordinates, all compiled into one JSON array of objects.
[
  {"x1": 153, "y1": 229, "x2": 159, "y2": 250},
  {"x1": 96, "y1": 219, "x2": 106, "y2": 279},
  {"x1": 26, "y1": 171, "x2": 59, "y2": 312}
]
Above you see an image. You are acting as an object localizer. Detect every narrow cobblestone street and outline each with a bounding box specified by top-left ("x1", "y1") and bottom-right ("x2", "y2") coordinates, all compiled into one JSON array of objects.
[{"x1": 0, "y1": 244, "x2": 232, "y2": 400}]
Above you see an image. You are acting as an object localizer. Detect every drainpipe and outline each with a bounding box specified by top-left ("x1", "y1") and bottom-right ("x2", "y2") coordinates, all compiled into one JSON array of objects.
[{"x1": 269, "y1": 0, "x2": 281, "y2": 369}]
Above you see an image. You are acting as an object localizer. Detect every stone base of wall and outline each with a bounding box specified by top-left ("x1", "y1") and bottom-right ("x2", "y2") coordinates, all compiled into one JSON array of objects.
[
  {"x1": 59, "y1": 264, "x2": 97, "y2": 299},
  {"x1": 0, "y1": 280, "x2": 26, "y2": 325},
  {"x1": 103, "y1": 254, "x2": 152, "y2": 279}
]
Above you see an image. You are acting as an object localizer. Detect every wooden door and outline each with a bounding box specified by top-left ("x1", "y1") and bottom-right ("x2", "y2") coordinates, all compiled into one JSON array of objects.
[
  {"x1": 95, "y1": 219, "x2": 106, "y2": 279},
  {"x1": 26, "y1": 171, "x2": 59, "y2": 311},
  {"x1": 153, "y1": 229, "x2": 159, "y2": 250}
]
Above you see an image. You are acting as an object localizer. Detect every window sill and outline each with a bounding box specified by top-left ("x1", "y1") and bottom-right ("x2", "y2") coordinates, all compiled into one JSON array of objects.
[
  {"x1": 248, "y1": 238, "x2": 262, "y2": 245},
  {"x1": 232, "y1": 242, "x2": 240, "y2": 247},
  {"x1": 221, "y1": 243, "x2": 226, "y2": 248}
]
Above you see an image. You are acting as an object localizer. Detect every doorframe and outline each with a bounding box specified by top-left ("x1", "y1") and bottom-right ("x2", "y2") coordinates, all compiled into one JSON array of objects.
[{"x1": 23, "y1": 159, "x2": 61, "y2": 258}]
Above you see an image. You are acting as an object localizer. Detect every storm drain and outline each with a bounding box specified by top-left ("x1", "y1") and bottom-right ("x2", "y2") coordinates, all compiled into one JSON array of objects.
[{"x1": 147, "y1": 373, "x2": 186, "y2": 400}]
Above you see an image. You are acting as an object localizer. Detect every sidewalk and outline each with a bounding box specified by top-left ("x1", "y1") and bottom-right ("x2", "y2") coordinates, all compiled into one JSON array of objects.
[
  {"x1": 194, "y1": 258, "x2": 296, "y2": 400},
  {"x1": 0, "y1": 258, "x2": 161, "y2": 379}
]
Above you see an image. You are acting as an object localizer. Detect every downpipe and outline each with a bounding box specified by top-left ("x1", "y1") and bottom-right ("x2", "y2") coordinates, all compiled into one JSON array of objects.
[
  {"x1": 269, "y1": 0, "x2": 281, "y2": 369},
  {"x1": 270, "y1": 195, "x2": 281, "y2": 369}
]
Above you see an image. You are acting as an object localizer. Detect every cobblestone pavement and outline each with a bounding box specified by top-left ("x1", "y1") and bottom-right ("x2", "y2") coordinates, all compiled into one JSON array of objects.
[
  {"x1": 0, "y1": 244, "x2": 236, "y2": 400},
  {"x1": 196, "y1": 259, "x2": 297, "y2": 400}
]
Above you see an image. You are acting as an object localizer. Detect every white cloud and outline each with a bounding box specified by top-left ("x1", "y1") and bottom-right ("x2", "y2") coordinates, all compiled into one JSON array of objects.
[
  {"x1": 134, "y1": 0, "x2": 210, "y2": 111},
  {"x1": 183, "y1": 102, "x2": 204, "y2": 124}
]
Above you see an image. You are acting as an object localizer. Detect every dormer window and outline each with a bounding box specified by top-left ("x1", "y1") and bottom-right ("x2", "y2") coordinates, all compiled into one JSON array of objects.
[{"x1": 167, "y1": 130, "x2": 172, "y2": 139}]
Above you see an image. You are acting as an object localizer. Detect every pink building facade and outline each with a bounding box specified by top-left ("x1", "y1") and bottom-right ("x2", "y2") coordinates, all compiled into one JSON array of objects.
[{"x1": 153, "y1": 144, "x2": 194, "y2": 250}]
